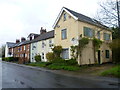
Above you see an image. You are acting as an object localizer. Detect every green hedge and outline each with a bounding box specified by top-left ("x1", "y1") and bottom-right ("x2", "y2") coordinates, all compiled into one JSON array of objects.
[{"x1": 2, "y1": 57, "x2": 19, "y2": 62}]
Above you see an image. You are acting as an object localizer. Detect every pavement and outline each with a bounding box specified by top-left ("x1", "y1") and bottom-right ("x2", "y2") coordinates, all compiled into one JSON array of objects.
[{"x1": 3, "y1": 62, "x2": 120, "y2": 88}]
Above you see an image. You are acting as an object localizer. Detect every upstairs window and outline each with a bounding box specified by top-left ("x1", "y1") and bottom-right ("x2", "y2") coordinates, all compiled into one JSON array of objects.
[
  {"x1": 97, "y1": 31, "x2": 100, "y2": 39},
  {"x1": 84, "y1": 27, "x2": 94, "y2": 38},
  {"x1": 104, "y1": 33, "x2": 110, "y2": 40},
  {"x1": 24, "y1": 46, "x2": 26, "y2": 50},
  {"x1": 42, "y1": 41, "x2": 45, "y2": 48},
  {"x1": 49, "y1": 40, "x2": 53, "y2": 47},
  {"x1": 64, "y1": 13, "x2": 67, "y2": 21},
  {"x1": 61, "y1": 29, "x2": 67, "y2": 40}
]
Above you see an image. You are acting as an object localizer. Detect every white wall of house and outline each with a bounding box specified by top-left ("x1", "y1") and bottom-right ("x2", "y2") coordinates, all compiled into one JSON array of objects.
[
  {"x1": 5, "y1": 44, "x2": 8, "y2": 57},
  {"x1": 30, "y1": 42, "x2": 38, "y2": 62},
  {"x1": 37, "y1": 38, "x2": 54, "y2": 62},
  {"x1": 5, "y1": 44, "x2": 13, "y2": 57}
]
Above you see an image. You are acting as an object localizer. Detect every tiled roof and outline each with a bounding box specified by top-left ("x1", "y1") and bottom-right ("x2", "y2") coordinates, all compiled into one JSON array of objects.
[
  {"x1": 6, "y1": 42, "x2": 16, "y2": 48},
  {"x1": 11, "y1": 30, "x2": 54, "y2": 48},
  {"x1": 29, "y1": 30, "x2": 54, "y2": 43},
  {"x1": 64, "y1": 7, "x2": 108, "y2": 29},
  {"x1": 27, "y1": 33, "x2": 40, "y2": 38}
]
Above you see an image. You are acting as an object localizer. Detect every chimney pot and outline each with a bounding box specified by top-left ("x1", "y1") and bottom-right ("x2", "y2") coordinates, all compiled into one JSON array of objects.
[
  {"x1": 16, "y1": 39, "x2": 20, "y2": 43},
  {"x1": 21, "y1": 37, "x2": 26, "y2": 42},
  {"x1": 40, "y1": 27, "x2": 47, "y2": 34}
]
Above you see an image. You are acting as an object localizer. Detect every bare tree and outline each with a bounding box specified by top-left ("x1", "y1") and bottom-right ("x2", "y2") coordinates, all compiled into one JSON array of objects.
[{"x1": 96, "y1": 0, "x2": 119, "y2": 27}]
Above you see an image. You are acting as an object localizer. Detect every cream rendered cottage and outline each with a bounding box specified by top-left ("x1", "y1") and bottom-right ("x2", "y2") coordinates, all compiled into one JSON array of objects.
[{"x1": 53, "y1": 7, "x2": 112, "y2": 65}]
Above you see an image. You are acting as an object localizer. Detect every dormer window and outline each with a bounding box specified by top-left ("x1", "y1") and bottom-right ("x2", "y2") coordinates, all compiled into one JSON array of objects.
[{"x1": 64, "y1": 13, "x2": 67, "y2": 21}]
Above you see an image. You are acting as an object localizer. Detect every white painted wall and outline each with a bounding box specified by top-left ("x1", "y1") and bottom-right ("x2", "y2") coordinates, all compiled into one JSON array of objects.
[
  {"x1": 30, "y1": 42, "x2": 38, "y2": 62},
  {"x1": 5, "y1": 44, "x2": 13, "y2": 57},
  {"x1": 5, "y1": 44, "x2": 8, "y2": 57},
  {"x1": 37, "y1": 38, "x2": 54, "y2": 62}
]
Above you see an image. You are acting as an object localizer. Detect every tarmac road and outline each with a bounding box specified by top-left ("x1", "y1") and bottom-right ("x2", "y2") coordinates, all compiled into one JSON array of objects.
[{"x1": 2, "y1": 61, "x2": 119, "y2": 88}]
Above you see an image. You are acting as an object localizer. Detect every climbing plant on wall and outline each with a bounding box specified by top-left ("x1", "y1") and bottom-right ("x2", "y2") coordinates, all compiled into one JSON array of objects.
[
  {"x1": 92, "y1": 38, "x2": 102, "y2": 63},
  {"x1": 76, "y1": 37, "x2": 89, "y2": 65}
]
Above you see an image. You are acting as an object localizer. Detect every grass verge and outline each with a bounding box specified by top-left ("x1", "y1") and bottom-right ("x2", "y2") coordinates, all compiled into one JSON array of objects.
[
  {"x1": 27, "y1": 59, "x2": 80, "y2": 71},
  {"x1": 101, "y1": 65, "x2": 120, "y2": 78}
]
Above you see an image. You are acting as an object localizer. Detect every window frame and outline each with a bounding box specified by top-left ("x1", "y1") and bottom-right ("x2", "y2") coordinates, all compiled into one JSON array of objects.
[
  {"x1": 104, "y1": 33, "x2": 110, "y2": 41},
  {"x1": 105, "y1": 50, "x2": 110, "y2": 58},
  {"x1": 83, "y1": 27, "x2": 94, "y2": 38},
  {"x1": 62, "y1": 48, "x2": 69, "y2": 59},
  {"x1": 63, "y1": 13, "x2": 67, "y2": 21},
  {"x1": 97, "y1": 31, "x2": 100, "y2": 39},
  {"x1": 61, "y1": 29, "x2": 67, "y2": 40}
]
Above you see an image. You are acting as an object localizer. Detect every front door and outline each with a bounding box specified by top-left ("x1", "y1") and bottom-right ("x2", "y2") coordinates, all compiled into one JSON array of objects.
[{"x1": 98, "y1": 50, "x2": 101, "y2": 64}]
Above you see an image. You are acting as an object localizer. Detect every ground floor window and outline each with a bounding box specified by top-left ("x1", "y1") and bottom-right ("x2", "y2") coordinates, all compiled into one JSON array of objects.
[
  {"x1": 62, "y1": 48, "x2": 69, "y2": 59},
  {"x1": 42, "y1": 53, "x2": 44, "y2": 60},
  {"x1": 105, "y1": 50, "x2": 109, "y2": 58}
]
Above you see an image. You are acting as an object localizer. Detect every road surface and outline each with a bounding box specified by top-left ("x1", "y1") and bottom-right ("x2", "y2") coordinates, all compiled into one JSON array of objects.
[{"x1": 2, "y1": 61, "x2": 119, "y2": 88}]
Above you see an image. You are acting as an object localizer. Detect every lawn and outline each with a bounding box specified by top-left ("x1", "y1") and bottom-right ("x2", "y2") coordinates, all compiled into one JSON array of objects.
[{"x1": 101, "y1": 64, "x2": 120, "y2": 78}]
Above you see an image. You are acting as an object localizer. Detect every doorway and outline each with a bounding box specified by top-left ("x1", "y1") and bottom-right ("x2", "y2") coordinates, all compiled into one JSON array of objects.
[{"x1": 98, "y1": 50, "x2": 101, "y2": 64}]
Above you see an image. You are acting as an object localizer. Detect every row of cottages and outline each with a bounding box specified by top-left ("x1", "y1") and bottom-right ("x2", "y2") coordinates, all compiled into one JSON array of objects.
[
  {"x1": 5, "y1": 7, "x2": 112, "y2": 65},
  {"x1": 5, "y1": 27, "x2": 54, "y2": 63}
]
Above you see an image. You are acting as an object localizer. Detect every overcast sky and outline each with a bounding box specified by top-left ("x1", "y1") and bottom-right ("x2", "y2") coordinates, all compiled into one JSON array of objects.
[{"x1": 0, "y1": 0, "x2": 107, "y2": 47}]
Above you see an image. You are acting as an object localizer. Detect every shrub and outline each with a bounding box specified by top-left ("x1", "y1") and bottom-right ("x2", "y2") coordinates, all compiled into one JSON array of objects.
[
  {"x1": 34, "y1": 55, "x2": 41, "y2": 62},
  {"x1": 52, "y1": 46, "x2": 62, "y2": 58},
  {"x1": 2, "y1": 57, "x2": 5, "y2": 61},
  {"x1": 66, "y1": 59, "x2": 78, "y2": 65},
  {"x1": 2, "y1": 57, "x2": 19, "y2": 62},
  {"x1": 51, "y1": 57, "x2": 65, "y2": 63},
  {"x1": 109, "y1": 39, "x2": 120, "y2": 63},
  {"x1": 46, "y1": 52, "x2": 55, "y2": 62}
]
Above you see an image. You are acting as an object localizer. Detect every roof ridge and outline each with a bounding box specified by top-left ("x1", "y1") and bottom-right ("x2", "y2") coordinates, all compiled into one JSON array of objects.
[{"x1": 64, "y1": 7, "x2": 95, "y2": 21}]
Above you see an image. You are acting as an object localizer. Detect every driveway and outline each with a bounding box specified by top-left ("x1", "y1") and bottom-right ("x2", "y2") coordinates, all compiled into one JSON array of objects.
[{"x1": 2, "y1": 61, "x2": 119, "y2": 88}]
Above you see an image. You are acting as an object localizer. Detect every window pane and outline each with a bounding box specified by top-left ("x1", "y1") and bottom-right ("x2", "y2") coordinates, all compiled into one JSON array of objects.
[
  {"x1": 97, "y1": 31, "x2": 100, "y2": 39},
  {"x1": 84, "y1": 27, "x2": 94, "y2": 38},
  {"x1": 62, "y1": 49, "x2": 69, "y2": 59},
  {"x1": 64, "y1": 13, "x2": 67, "y2": 21},
  {"x1": 104, "y1": 33, "x2": 110, "y2": 40},
  {"x1": 62, "y1": 29, "x2": 67, "y2": 39},
  {"x1": 105, "y1": 50, "x2": 109, "y2": 58}
]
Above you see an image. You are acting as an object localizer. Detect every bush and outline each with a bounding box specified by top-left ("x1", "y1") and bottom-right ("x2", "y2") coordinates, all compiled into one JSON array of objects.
[
  {"x1": 2, "y1": 57, "x2": 5, "y2": 61},
  {"x1": 2, "y1": 57, "x2": 19, "y2": 62},
  {"x1": 66, "y1": 59, "x2": 78, "y2": 65},
  {"x1": 46, "y1": 52, "x2": 55, "y2": 62},
  {"x1": 52, "y1": 46, "x2": 62, "y2": 57},
  {"x1": 109, "y1": 39, "x2": 120, "y2": 63},
  {"x1": 34, "y1": 55, "x2": 41, "y2": 62},
  {"x1": 51, "y1": 57, "x2": 65, "y2": 63}
]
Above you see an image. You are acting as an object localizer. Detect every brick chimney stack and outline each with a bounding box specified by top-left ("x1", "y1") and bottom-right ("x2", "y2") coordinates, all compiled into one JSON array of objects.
[
  {"x1": 21, "y1": 37, "x2": 26, "y2": 42},
  {"x1": 40, "y1": 27, "x2": 47, "y2": 34},
  {"x1": 16, "y1": 39, "x2": 20, "y2": 43}
]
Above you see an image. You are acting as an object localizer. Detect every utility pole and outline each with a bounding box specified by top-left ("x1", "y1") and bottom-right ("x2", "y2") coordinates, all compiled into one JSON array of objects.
[{"x1": 116, "y1": 0, "x2": 120, "y2": 37}]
